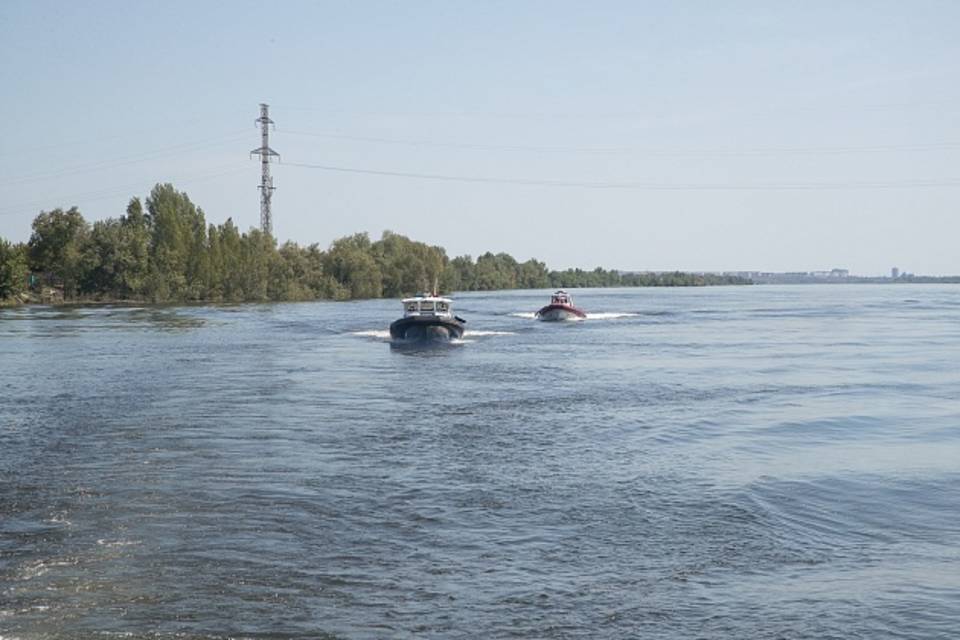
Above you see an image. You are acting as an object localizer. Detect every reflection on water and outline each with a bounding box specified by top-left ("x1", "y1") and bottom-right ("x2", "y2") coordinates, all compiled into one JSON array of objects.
[
  {"x1": 1, "y1": 285, "x2": 959, "y2": 639},
  {"x1": 0, "y1": 304, "x2": 207, "y2": 335},
  {"x1": 389, "y1": 341, "x2": 466, "y2": 355}
]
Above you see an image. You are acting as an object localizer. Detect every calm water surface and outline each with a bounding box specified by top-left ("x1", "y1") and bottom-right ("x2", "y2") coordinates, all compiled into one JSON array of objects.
[{"x1": 1, "y1": 285, "x2": 959, "y2": 639}]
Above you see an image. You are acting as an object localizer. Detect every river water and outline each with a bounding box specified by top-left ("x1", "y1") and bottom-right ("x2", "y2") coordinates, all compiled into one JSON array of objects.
[{"x1": 1, "y1": 285, "x2": 958, "y2": 639}]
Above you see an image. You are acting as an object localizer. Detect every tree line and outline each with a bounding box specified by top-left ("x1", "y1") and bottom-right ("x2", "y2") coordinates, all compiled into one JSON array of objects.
[{"x1": 0, "y1": 183, "x2": 749, "y2": 305}]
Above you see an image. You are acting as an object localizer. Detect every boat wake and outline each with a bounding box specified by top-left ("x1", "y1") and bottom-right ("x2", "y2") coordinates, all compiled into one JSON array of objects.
[
  {"x1": 349, "y1": 329, "x2": 514, "y2": 342},
  {"x1": 585, "y1": 312, "x2": 639, "y2": 320},
  {"x1": 463, "y1": 330, "x2": 516, "y2": 337},
  {"x1": 512, "y1": 311, "x2": 637, "y2": 320},
  {"x1": 349, "y1": 329, "x2": 391, "y2": 340}
]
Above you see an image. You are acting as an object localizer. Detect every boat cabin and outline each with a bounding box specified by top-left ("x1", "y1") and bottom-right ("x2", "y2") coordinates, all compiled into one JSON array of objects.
[
  {"x1": 550, "y1": 290, "x2": 573, "y2": 306},
  {"x1": 402, "y1": 295, "x2": 454, "y2": 317}
]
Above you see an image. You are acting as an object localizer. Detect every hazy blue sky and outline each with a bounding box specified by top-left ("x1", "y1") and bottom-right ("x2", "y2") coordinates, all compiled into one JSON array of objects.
[{"x1": 2, "y1": 1, "x2": 959, "y2": 274}]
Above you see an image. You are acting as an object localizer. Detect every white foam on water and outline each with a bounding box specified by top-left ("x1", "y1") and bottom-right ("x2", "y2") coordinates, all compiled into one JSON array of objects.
[
  {"x1": 47, "y1": 512, "x2": 71, "y2": 526},
  {"x1": 585, "y1": 312, "x2": 639, "y2": 320},
  {"x1": 530, "y1": 314, "x2": 584, "y2": 322},
  {"x1": 509, "y1": 312, "x2": 537, "y2": 319},
  {"x1": 96, "y1": 539, "x2": 141, "y2": 548},
  {"x1": 349, "y1": 329, "x2": 391, "y2": 339},
  {"x1": 17, "y1": 559, "x2": 76, "y2": 580},
  {"x1": 463, "y1": 330, "x2": 516, "y2": 337}
]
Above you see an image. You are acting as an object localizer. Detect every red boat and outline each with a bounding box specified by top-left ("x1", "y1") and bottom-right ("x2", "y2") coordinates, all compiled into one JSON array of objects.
[{"x1": 535, "y1": 290, "x2": 587, "y2": 321}]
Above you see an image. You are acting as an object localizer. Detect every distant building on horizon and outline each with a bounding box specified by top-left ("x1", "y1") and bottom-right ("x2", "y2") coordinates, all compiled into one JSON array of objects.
[
  {"x1": 716, "y1": 267, "x2": 958, "y2": 284},
  {"x1": 810, "y1": 268, "x2": 849, "y2": 279},
  {"x1": 719, "y1": 269, "x2": 850, "y2": 284}
]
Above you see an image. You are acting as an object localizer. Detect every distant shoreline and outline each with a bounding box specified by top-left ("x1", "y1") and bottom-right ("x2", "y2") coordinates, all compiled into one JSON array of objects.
[
  {"x1": 5, "y1": 183, "x2": 956, "y2": 308},
  {"x1": 0, "y1": 185, "x2": 750, "y2": 306},
  {"x1": 729, "y1": 275, "x2": 960, "y2": 285},
  {"x1": 1, "y1": 277, "x2": 752, "y2": 309},
  {"x1": 9, "y1": 279, "x2": 960, "y2": 311}
]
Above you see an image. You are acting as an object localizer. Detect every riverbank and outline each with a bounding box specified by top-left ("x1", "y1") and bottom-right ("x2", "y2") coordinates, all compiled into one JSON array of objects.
[
  {"x1": 1, "y1": 276, "x2": 753, "y2": 308},
  {"x1": 1, "y1": 185, "x2": 755, "y2": 308}
]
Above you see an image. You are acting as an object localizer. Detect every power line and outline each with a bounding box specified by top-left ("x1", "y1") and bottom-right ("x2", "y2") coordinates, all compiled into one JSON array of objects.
[
  {"x1": 0, "y1": 163, "x2": 249, "y2": 218},
  {"x1": 4, "y1": 132, "x2": 249, "y2": 186},
  {"x1": 2, "y1": 131, "x2": 249, "y2": 186},
  {"x1": 271, "y1": 99, "x2": 960, "y2": 120},
  {"x1": 278, "y1": 129, "x2": 626, "y2": 154},
  {"x1": 283, "y1": 161, "x2": 960, "y2": 190},
  {"x1": 277, "y1": 128, "x2": 960, "y2": 156},
  {"x1": 0, "y1": 114, "x2": 242, "y2": 159}
]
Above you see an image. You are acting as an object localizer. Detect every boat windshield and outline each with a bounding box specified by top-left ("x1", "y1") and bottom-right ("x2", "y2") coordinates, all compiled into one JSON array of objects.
[{"x1": 403, "y1": 298, "x2": 452, "y2": 314}]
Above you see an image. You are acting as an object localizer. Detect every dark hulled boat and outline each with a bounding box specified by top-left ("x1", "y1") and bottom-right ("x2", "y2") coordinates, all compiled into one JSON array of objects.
[
  {"x1": 389, "y1": 294, "x2": 466, "y2": 343},
  {"x1": 535, "y1": 290, "x2": 587, "y2": 321}
]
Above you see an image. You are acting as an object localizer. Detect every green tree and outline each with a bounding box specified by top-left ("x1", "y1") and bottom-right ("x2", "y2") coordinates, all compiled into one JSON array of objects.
[
  {"x1": 205, "y1": 222, "x2": 224, "y2": 300},
  {"x1": 28, "y1": 207, "x2": 90, "y2": 298},
  {"x1": 517, "y1": 259, "x2": 550, "y2": 289},
  {"x1": 146, "y1": 183, "x2": 205, "y2": 300},
  {"x1": 237, "y1": 228, "x2": 274, "y2": 301},
  {"x1": 81, "y1": 219, "x2": 126, "y2": 297},
  {"x1": 275, "y1": 241, "x2": 339, "y2": 300},
  {"x1": 443, "y1": 255, "x2": 476, "y2": 291},
  {"x1": 474, "y1": 252, "x2": 518, "y2": 290},
  {"x1": 371, "y1": 231, "x2": 448, "y2": 296},
  {"x1": 322, "y1": 233, "x2": 383, "y2": 299},
  {"x1": 216, "y1": 218, "x2": 244, "y2": 301},
  {"x1": 0, "y1": 238, "x2": 29, "y2": 301},
  {"x1": 119, "y1": 198, "x2": 151, "y2": 296}
]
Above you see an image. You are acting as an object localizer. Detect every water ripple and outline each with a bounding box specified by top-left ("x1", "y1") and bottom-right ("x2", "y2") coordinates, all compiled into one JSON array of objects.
[{"x1": 2, "y1": 285, "x2": 959, "y2": 638}]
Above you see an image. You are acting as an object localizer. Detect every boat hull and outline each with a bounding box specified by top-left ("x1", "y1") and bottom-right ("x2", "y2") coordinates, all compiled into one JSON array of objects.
[
  {"x1": 535, "y1": 304, "x2": 587, "y2": 322},
  {"x1": 389, "y1": 316, "x2": 465, "y2": 342}
]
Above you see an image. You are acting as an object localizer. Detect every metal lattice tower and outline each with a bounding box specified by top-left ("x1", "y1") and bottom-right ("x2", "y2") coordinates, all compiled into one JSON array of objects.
[{"x1": 250, "y1": 103, "x2": 279, "y2": 236}]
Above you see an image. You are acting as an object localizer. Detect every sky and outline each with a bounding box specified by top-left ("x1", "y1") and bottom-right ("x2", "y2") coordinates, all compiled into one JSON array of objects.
[{"x1": 1, "y1": 0, "x2": 959, "y2": 275}]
